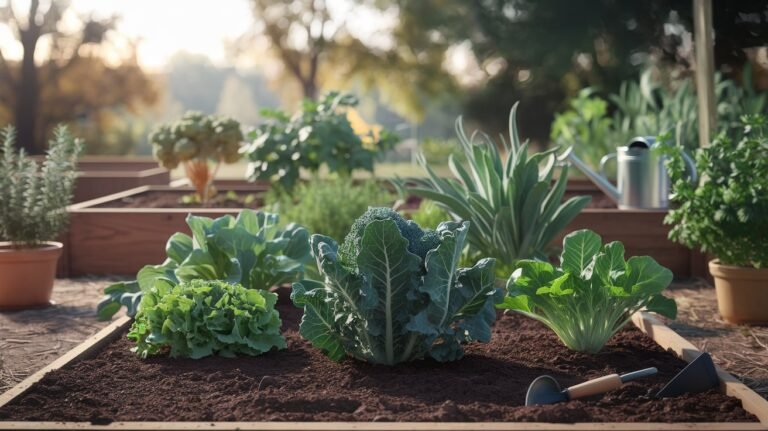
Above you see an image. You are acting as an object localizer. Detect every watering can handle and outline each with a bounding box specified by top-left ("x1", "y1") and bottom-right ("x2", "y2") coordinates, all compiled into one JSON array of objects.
[
  {"x1": 680, "y1": 151, "x2": 698, "y2": 184},
  {"x1": 599, "y1": 153, "x2": 617, "y2": 178}
]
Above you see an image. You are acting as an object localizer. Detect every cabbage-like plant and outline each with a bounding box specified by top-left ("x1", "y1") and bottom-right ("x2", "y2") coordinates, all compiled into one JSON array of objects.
[
  {"x1": 150, "y1": 112, "x2": 243, "y2": 203},
  {"x1": 398, "y1": 103, "x2": 591, "y2": 276},
  {"x1": 97, "y1": 210, "x2": 310, "y2": 320},
  {"x1": 129, "y1": 279, "x2": 285, "y2": 359},
  {"x1": 499, "y1": 229, "x2": 677, "y2": 354},
  {"x1": 292, "y1": 208, "x2": 502, "y2": 365}
]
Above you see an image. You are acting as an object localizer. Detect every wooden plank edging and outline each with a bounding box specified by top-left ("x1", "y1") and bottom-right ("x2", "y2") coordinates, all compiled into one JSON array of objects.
[
  {"x1": 0, "y1": 316, "x2": 132, "y2": 409},
  {"x1": 632, "y1": 312, "x2": 768, "y2": 426},
  {"x1": 0, "y1": 314, "x2": 766, "y2": 430}
]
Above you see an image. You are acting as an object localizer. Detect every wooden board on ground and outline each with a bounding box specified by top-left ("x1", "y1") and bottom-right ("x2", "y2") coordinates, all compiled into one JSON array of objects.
[{"x1": 1, "y1": 313, "x2": 767, "y2": 430}]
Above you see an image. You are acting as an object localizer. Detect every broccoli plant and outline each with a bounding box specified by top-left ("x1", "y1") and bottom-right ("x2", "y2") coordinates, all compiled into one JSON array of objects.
[
  {"x1": 150, "y1": 112, "x2": 243, "y2": 203},
  {"x1": 292, "y1": 208, "x2": 503, "y2": 365}
]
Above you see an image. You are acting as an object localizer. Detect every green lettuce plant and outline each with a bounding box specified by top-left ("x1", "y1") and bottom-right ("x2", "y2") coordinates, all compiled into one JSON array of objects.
[
  {"x1": 128, "y1": 279, "x2": 285, "y2": 359},
  {"x1": 292, "y1": 208, "x2": 502, "y2": 365},
  {"x1": 0, "y1": 125, "x2": 82, "y2": 248},
  {"x1": 498, "y1": 229, "x2": 677, "y2": 354},
  {"x1": 398, "y1": 103, "x2": 591, "y2": 275},
  {"x1": 244, "y1": 92, "x2": 397, "y2": 193},
  {"x1": 97, "y1": 210, "x2": 310, "y2": 320},
  {"x1": 664, "y1": 115, "x2": 768, "y2": 268}
]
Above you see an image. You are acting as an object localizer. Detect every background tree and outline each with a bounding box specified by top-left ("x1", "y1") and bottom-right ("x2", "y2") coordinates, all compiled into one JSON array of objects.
[{"x1": 0, "y1": 0, "x2": 157, "y2": 153}]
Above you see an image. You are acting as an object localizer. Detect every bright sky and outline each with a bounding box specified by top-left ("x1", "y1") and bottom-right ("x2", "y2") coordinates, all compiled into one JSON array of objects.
[{"x1": 0, "y1": 0, "x2": 393, "y2": 71}]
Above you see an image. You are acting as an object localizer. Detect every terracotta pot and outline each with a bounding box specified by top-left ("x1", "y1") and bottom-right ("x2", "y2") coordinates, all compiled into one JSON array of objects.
[
  {"x1": 709, "y1": 259, "x2": 768, "y2": 325},
  {"x1": 0, "y1": 241, "x2": 62, "y2": 310}
]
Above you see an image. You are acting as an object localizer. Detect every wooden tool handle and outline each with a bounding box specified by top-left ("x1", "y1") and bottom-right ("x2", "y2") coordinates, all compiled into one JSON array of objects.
[{"x1": 566, "y1": 374, "x2": 623, "y2": 399}]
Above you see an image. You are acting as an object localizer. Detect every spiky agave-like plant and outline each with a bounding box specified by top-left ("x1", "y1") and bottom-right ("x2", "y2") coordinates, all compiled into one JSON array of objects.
[{"x1": 398, "y1": 103, "x2": 591, "y2": 276}]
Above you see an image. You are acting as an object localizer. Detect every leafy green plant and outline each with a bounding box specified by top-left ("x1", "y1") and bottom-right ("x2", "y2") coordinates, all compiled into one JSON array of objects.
[
  {"x1": 419, "y1": 138, "x2": 465, "y2": 166},
  {"x1": 0, "y1": 125, "x2": 83, "y2": 248},
  {"x1": 664, "y1": 115, "x2": 768, "y2": 268},
  {"x1": 553, "y1": 66, "x2": 768, "y2": 170},
  {"x1": 97, "y1": 210, "x2": 310, "y2": 320},
  {"x1": 265, "y1": 178, "x2": 394, "y2": 242},
  {"x1": 128, "y1": 279, "x2": 285, "y2": 359},
  {"x1": 551, "y1": 88, "x2": 627, "y2": 169},
  {"x1": 498, "y1": 229, "x2": 677, "y2": 354},
  {"x1": 292, "y1": 208, "x2": 502, "y2": 365},
  {"x1": 244, "y1": 92, "x2": 398, "y2": 193},
  {"x1": 398, "y1": 103, "x2": 591, "y2": 276},
  {"x1": 408, "y1": 199, "x2": 453, "y2": 230},
  {"x1": 150, "y1": 112, "x2": 243, "y2": 203}
]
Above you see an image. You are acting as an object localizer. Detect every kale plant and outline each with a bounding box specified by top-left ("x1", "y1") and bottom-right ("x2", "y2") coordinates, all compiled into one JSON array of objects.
[
  {"x1": 292, "y1": 208, "x2": 502, "y2": 365},
  {"x1": 128, "y1": 279, "x2": 285, "y2": 358},
  {"x1": 97, "y1": 210, "x2": 310, "y2": 320}
]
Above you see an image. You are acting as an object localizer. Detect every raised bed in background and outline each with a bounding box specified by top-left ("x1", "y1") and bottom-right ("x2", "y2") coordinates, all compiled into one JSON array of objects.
[
  {"x1": 0, "y1": 311, "x2": 766, "y2": 430},
  {"x1": 66, "y1": 185, "x2": 268, "y2": 276}
]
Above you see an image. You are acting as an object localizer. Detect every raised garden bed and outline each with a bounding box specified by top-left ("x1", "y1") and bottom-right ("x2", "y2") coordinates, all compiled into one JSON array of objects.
[
  {"x1": 0, "y1": 291, "x2": 766, "y2": 429},
  {"x1": 66, "y1": 185, "x2": 268, "y2": 276},
  {"x1": 65, "y1": 157, "x2": 170, "y2": 204}
]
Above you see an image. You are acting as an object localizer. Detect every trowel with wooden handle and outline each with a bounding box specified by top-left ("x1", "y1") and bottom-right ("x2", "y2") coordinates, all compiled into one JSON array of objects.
[{"x1": 525, "y1": 367, "x2": 658, "y2": 406}]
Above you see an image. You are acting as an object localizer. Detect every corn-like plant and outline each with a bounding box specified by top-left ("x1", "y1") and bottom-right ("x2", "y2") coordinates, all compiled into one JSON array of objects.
[
  {"x1": 0, "y1": 125, "x2": 82, "y2": 248},
  {"x1": 399, "y1": 103, "x2": 591, "y2": 275}
]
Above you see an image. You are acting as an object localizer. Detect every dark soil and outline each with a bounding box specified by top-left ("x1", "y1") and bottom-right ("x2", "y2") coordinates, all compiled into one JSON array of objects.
[
  {"x1": 95, "y1": 190, "x2": 263, "y2": 209},
  {"x1": 0, "y1": 291, "x2": 755, "y2": 424}
]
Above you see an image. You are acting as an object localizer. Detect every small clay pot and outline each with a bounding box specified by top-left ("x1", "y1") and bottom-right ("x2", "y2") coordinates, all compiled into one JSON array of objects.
[
  {"x1": 0, "y1": 241, "x2": 62, "y2": 310},
  {"x1": 709, "y1": 259, "x2": 768, "y2": 325}
]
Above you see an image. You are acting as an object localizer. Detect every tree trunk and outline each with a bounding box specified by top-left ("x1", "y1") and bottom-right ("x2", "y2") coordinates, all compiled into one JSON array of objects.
[
  {"x1": 15, "y1": 30, "x2": 41, "y2": 154},
  {"x1": 302, "y1": 79, "x2": 318, "y2": 100}
]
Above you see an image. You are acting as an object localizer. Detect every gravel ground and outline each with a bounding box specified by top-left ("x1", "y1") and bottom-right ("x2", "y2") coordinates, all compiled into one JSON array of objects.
[{"x1": 1, "y1": 277, "x2": 766, "y2": 401}]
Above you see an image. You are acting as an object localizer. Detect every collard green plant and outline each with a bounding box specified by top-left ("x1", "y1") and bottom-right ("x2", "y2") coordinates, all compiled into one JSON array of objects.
[
  {"x1": 398, "y1": 103, "x2": 591, "y2": 276},
  {"x1": 97, "y1": 210, "x2": 310, "y2": 320},
  {"x1": 244, "y1": 92, "x2": 397, "y2": 193},
  {"x1": 128, "y1": 279, "x2": 285, "y2": 359},
  {"x1": 498, "y1": 229, "x2": 677, "y2": 354},
  {"x1": 292, "y1": 208, "x2": 502, "y2": 365},
  {"x1": 664, "y1": 115, "x2": 768, "y2": 268},
  {"x1": 265, "y1": 178, "x2": 394, "y2": 242},
  {"x1": 0, "y1": 125, "x2": 83, "y2": 248},
  {"x1": 150, "y1": 112, "x2": 243, "y2": 203}
]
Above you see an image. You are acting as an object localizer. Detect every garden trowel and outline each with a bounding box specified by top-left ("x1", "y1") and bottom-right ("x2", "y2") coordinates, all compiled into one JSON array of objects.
[
  {"x1": 656, "y1": 352, "x2": 720, "y2": 398},
  {"x1": 525, "y1": 367, "x2": 658, "y2": 406}
]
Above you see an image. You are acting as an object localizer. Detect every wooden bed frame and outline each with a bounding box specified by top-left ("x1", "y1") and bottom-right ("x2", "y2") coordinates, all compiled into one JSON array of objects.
[{"x1": 1, "y1": 313, "x2": 767, "y2": 430}]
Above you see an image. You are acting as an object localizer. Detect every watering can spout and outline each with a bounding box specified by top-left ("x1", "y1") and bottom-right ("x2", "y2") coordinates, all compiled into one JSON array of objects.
[{"x1": 559, "y1": 147, "x2": 621, "y2": 205}]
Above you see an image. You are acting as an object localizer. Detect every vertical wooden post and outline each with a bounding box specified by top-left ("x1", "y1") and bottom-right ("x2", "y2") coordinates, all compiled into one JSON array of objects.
[{"x1": 694, "y1": 0, "x2": 716, "y2": 148}]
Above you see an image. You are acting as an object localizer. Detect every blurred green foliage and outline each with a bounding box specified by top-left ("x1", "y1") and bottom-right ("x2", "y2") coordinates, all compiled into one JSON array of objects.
[
  {"x1": 245, "y1": 92, "x2": 398, "y2": 193},
  {"x1": 265, "y1": 178, "x2": 395, "y2": 242}
]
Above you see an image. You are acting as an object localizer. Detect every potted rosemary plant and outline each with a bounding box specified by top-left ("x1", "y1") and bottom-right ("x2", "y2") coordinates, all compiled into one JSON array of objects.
[
  {"x1": 665, "y1": 115, "x2": 768, "y2": 324},
  {"x1": 0, "y1": 125, "x2": 82, "y2": 309}
]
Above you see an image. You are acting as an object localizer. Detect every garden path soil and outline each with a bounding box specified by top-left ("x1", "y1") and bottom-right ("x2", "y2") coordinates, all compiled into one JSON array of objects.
[
  {"x1": 93, "y1": 190, "x2": 263, "y2": 209},
  {"x1": 0, "y1": 290, "x2": 757, "y2": 423}
]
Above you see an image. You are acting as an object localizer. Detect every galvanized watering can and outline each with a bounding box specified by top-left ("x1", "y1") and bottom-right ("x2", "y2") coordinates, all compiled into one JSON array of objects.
[{"x1": 561, "y1": 137, "x2": 697, "y2": 210}]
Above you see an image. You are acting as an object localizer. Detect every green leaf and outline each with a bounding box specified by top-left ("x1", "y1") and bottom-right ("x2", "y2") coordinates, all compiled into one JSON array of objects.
[
  {"x1": 646, "y1": 294, "x2": 678, "y2": 319},
  {"x1": 561, "y1": 229, "x2": 602, "y2": 275},
  {"x1": 166, "y1": 233, "x2": 193, "y2": 264}
]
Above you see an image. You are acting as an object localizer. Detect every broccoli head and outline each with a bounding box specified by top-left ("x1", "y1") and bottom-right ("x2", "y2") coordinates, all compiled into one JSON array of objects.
[{"x1": 338, "y1": 207, "x2": 440, "y2": 267}]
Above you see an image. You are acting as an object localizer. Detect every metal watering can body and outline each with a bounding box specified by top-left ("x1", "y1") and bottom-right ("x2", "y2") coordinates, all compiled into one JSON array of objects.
[{"x1": 564, "y1": 137, "x2": 696, "y2": 210}]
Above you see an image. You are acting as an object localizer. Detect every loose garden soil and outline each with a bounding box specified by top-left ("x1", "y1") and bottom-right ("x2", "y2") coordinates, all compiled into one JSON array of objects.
[
  {"x1": 93, "y1": 190, "x2": 263, "y2": 209},
  {"x1": 0, "y1": 290, "x2": 756, "y2": 424}
]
